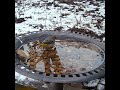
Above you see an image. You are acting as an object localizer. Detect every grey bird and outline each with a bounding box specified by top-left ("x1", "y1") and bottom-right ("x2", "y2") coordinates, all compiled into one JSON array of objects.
[{"x1": 40, "y1": 35, "x2": 56, "y2": 48}]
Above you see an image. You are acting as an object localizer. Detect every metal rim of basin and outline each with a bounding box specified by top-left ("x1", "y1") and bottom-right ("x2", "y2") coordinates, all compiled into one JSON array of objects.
[{"x1": 15, "y1": 30, "x2": 105, "y2": 83}]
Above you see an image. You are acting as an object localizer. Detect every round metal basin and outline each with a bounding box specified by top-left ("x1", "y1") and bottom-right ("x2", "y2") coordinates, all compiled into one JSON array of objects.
[{"x1": 15, "y1": 31, "x2": 105, "y2": 83}]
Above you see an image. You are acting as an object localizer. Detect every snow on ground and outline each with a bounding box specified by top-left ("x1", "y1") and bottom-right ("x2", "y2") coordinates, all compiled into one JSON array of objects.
[{"x1": 15, "y1": 0, "x2": 105, "y2": 35}]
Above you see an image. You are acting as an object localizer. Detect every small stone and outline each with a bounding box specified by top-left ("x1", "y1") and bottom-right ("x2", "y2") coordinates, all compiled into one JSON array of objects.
[{"x1": 35, "y1": 61, "x2": 45, "y2": 71}]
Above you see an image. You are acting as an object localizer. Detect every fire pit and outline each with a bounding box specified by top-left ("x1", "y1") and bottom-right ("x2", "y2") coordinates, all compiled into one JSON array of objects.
[{"x1": 15, "y1": 30, "x2": 105, "y2": 89}]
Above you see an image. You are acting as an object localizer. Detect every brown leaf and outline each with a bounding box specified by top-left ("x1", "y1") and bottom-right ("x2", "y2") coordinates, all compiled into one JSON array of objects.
[
  {"x1": 48, "y1": 52, "x2": 55, "y2": 58},
  {"x1": 44, "y1": 51, "x2": 49, "y2": 54},
  {"x1": 59, "y1": 71, "x2": 63, "y2": 74},
  {"x1": 16, "y1": 49, "x2": 29, "y2": 59},
  {"x1": 53, "y1": 61, "x2": 60, "y2": 65},
  {"x1": 45, "y1": 70, "x2": 51, "y2": 74},
  {"x1": 54, "y1": 57, "x2": 60, "y2": 61},
  {"x1": 36, "y1": 56, "x2": 44, "y2": 63},
  {"x1": 45, "y1": 65, "x2": 51, "y2": 69},
  {"x1": 56, "y1": 67, "x2": 63, "y2": 71},
  {"x1": 55, "y1": 72, "x2": 60, "y2": 75},
  {"x1": 29, "y1": 62, "x2": 36, "y2": 66},
  {"x1": 30, "y1": 65, "x2": 36, "y2": 69}
]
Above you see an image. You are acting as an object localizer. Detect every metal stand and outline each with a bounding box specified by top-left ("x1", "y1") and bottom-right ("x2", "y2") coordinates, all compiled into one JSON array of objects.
[{"x1": 50, "y1": 83, "x2": 63, "y2": 90}]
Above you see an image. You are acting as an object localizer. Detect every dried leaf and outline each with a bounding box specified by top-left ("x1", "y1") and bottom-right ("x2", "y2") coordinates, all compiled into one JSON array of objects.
[
  {"x1": 59, "y1": 71, "x2": 63, "y2": 74},
  {"x1": 16, "y1": 49, "x2": 29, "y2": 59},
  {"x1": 56, "y1": 67, "x2": 63, "y2": 71},
  {"x1": 54, "y1": 57, "x2": 60, "y2": 61},
  {"x1": 30, "y1": 65, "x2": 36, "y2": 69},
  {"x1": 45, "y1": 70, "x2": 51, "y2": 74},
  {"x1": 53, "y1": 61, "x2": 61, "y2": 65},
  {"x1": 36, "y1": 56, "x2": 43, "y2": 63},
  {"x1": 55, "y1": 72, "x2": 60, "y2": 75},
  {"x1": 29, "y1": 62, "x2": 36, "y2": 66},
  {"x1": 45, "y1": 65, "x2": 51, "y2": 69},
  {"x1": 44, "y1": 51, "x2": 49, "y2": 54}
]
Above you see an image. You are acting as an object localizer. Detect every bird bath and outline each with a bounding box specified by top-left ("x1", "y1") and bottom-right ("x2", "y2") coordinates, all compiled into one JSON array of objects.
[{"x1": 15, "y1": 31, "x2": 105, "y2": 89}]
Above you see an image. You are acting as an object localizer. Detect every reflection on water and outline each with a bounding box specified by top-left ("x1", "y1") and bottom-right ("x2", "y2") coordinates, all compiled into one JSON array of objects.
[{"x1": 55, "y1": 40, "x2": 104, "y2": 74}]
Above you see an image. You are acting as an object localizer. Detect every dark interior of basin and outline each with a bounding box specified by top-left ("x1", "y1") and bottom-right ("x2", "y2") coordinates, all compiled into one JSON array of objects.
[{"x1": 16, "y1": 33, "x2": 105, "y2": 75}]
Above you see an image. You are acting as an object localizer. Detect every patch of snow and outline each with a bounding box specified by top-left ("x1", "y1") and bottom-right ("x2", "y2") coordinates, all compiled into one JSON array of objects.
[
  {"x1": 100, "y1": 78, "x2": 105, "y2": 85},
  {"x1": 83, "y1": 79, "x2": 100, "y2": 87},
  {"x1": 42, "y1": 83, "x2": 48, "y2": 88},
  {"x1": 97, "y1": 84, "x2": 105, "y2": 90},
  {"x1": 15, "y1": 0, "x2": 105, "y2": 35},
  {"x1": 18, "y1": 75, "x2": 27, "y2": 81}
]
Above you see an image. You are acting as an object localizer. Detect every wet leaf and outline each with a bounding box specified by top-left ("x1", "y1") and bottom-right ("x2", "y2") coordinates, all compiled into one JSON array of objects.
[
  {"x1": 16, "y1": 49, "x2": 29, "y2": 59},
  {"x1": 30, "y1": 65, "x2": 36, "y2": 69},
  {"x1": 29, "y1": 62, "x2": 36, "y2": 66},
  {"x1": 56, "y1": 67, "x2": 63, "y2": 71},
  {"x1": 55, "y1": 72, "x2": 60, "y2": 75}
]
